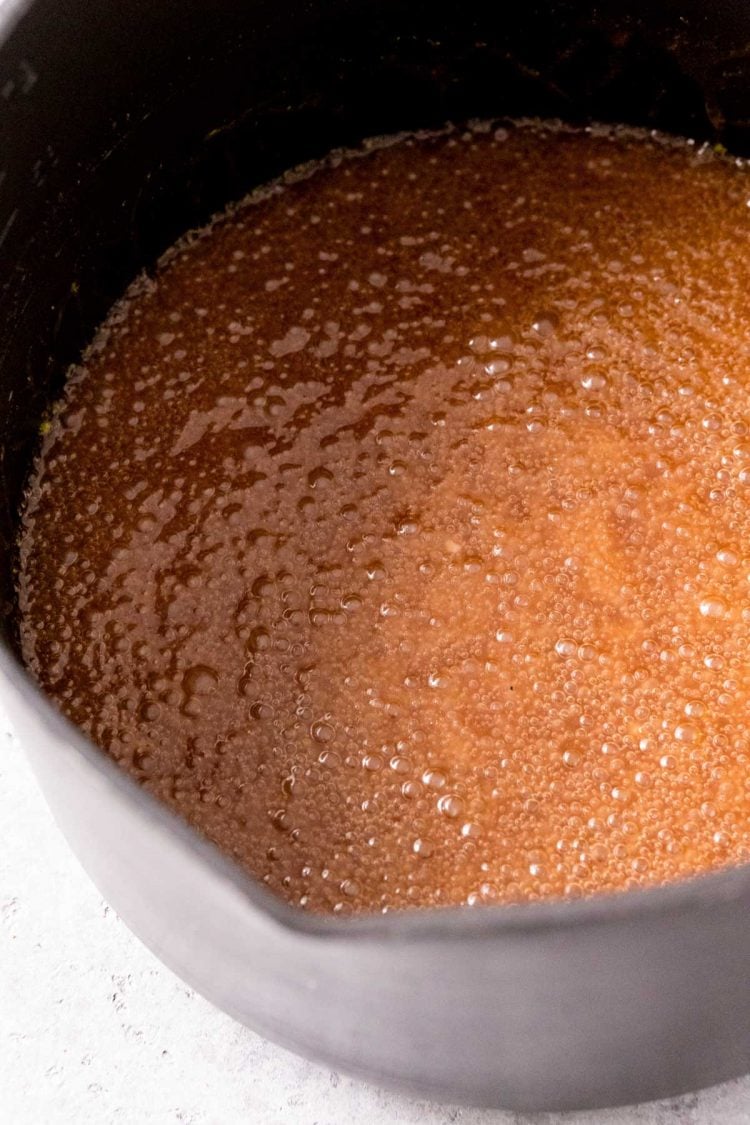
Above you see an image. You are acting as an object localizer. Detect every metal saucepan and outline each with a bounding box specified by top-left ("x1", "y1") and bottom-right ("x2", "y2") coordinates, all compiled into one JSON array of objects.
[{"x1": 1, "y1": 0, "x2": 749, "y2": 1110}]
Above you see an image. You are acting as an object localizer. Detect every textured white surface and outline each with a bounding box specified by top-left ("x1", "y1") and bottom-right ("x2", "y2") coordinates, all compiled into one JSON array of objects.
[{"x1": 1, "y1": 699, "x2": 750, "y2": 1125}]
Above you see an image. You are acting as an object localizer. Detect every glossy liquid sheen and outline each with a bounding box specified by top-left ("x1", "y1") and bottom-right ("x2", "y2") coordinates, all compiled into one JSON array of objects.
[{"x1": 18, "y1": 123, "x2": 750, "y2": 913}]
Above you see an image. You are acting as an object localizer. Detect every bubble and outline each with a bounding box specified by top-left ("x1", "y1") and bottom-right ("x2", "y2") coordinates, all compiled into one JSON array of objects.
[
  {"x1": 555, "y1": 638, "x2": 577, "y2": 658},
  {"x1": 530, "y1": 314, "x2": 557, "y2": 338},
  {"x1": 182, "y1": 664, "x2": 218, "y2": 695},
  {"x1": 269, "y1": 809, "x2": 289, "y2": 832},
  {"x1": 581, "y1": 371, "x2": 607, "y2": 392},
  {"x1": 251, "y1": 574, "x2": 273, "y2": 598},
  {"x1": 132, "y1": 749, "x2": 153, "y2": 772},
  {"x1": 485, "y1": 357, "x2": 512, "y2": 377},
  {"x1": 489, "y1": 334, "x2": 514, "y2": 351},
  {"x1": 250, "y1": 700, "x2": 273, "y2": 721},
  {"x1": 138, "y1": 700, "x2": 160, "y2": 723},
  {"x1": 437, "y1": 794, "x2": 464, "y2": 818},
  {"x1": 395, "y1": 517, "x2": 420, "y2": 535},
  {"x1": 412, "y1": 838, "x2": 434, "y2": 858},
  {"x1": 311, "y1": 720, "x2": 334, "y2": 742},
  {"x1": 247, "y1": 626, "x2": 271, "y2": 653},
  {"x1": 699, "y1": 597, "x2": 727, "y2": 618},
  {"x1": 585, "y1": 346, "x2": 608, "y2": 362},
  {"x1": 422, "y1": 768, "x2": 447, "y2": 790},
  {"x1": 380, "y1": 602, "x2": 399, "y2": 618}
]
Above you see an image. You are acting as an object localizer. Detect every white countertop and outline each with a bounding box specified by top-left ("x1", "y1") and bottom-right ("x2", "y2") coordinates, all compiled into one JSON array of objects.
[{"x1": 1, "y1": 701, "x2": 749, "y2": 1124}]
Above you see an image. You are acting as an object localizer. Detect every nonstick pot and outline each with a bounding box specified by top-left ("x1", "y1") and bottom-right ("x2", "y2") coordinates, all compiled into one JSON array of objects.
[{"x1": 2, "y1": 0, "x2": 750, "y2": 1111}]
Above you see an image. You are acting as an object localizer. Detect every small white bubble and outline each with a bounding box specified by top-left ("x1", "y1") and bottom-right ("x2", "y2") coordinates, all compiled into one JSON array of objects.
[
  {"x1": 581, "y1": 371, "x2": 607, "y2": 392},
  {"x1": 555, "y1": 638, "x2": 577, "y2": 658},
  {"x1": 699, "y1": 597, "x2": 727, "y2": 618},
  {"x1": 530, "y1": 315, "x2": 557, "y2": 338},
  {"x1": 311, "y1": 720, "x2": 334, "y2": 742},
  {"x1": 437, "y1": 794, "x2": 464, "y2": 818}
]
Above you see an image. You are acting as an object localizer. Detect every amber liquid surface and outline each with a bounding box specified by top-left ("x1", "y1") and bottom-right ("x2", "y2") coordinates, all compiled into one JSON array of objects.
[{"x1": 18, "y1": 122, "x2": 750, "y2": 913}]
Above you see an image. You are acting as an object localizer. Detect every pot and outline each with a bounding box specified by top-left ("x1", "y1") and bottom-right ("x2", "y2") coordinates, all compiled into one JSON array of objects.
[{"x1": 2, "y1": 0, "x2": 750, "y2": 1111}]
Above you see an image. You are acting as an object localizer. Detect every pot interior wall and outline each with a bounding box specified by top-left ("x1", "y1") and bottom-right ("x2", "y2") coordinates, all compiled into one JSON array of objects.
[{"x1": 1, "y1": 0, "x2": 749, "y2": 651}]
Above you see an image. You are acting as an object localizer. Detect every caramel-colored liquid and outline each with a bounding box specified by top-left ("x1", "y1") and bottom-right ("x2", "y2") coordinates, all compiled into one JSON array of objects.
[{"x1": 18, "y1": 123, "x2": 750, "y2": 913}]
